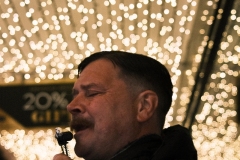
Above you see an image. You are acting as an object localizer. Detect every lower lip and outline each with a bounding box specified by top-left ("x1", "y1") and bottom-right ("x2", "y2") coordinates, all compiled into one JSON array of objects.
[{"x1": 74, "y1": 128, "x2": 88, "y2": 138}]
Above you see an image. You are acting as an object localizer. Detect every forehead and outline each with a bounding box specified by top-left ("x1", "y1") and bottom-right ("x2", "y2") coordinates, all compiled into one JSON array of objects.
[{"x1": 77, "y1": 59, "x2": 121, "y2": 85}]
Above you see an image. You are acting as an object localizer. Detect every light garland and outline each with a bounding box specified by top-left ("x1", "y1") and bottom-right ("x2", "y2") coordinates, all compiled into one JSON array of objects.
[
  {"x1": 182, "y1": 0, "x2": 240, "y2": 159},
  {"x1": 0, "y1": 0, "x2": 196, "y2": 85},
  {"x1": 0, "y1": 128, "x2": 83, "y2": 160}
]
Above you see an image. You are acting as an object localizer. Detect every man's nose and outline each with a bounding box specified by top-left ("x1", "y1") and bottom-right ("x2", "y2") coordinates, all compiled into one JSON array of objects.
[{"x1": 67, "y1": 95, "x2": 86, "y2": 115}]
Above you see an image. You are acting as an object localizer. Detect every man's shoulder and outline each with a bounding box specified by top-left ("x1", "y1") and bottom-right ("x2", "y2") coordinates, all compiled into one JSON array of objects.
[
  {"x1": 110, "y1": 134, "x2": 162, "y2": 160},
  {"x1": 111, "y1": 125, "x2": 197, "y2": 160},
  {"x1": 152, "y1": 125, "x2": 197, "y2": 160}
]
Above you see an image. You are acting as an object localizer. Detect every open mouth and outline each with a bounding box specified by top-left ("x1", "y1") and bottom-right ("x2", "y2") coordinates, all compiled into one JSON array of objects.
[
  {"x1": 73, "y1": 125, "x2": 89, "y2": 133},
  {"x1": 70, "y1": 117, "x2": 93, "y2": 133}
]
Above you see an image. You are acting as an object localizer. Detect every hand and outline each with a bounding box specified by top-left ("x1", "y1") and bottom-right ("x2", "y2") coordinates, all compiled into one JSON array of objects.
[{"x1": 53, "y1": 153, "x2": 72, "y2": 160}]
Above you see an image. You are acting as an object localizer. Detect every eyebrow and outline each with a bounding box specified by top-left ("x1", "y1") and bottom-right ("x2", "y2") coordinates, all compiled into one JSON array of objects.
[{"x1": 72, "y1": 83, "x2": 106, "y2": 96}]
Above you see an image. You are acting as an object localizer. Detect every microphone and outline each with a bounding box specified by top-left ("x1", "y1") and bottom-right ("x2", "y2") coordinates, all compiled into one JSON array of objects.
[{"x1": 55, "y1": 127, "x2": 73, "y2": 157}]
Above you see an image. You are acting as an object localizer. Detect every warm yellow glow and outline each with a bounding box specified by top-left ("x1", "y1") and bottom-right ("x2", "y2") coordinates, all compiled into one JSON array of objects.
[
  {"x1": 0, "y1": 129, "x2": 84, "y2": 160},
  {"x1": 0, "y1": 0, "x2": 240, "y2": 159}
]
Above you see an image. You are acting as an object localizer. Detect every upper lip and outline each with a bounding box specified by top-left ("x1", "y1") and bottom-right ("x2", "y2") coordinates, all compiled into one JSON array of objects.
[{"x1": 70, "y1": 117, "x2": 92, "y2": 133}]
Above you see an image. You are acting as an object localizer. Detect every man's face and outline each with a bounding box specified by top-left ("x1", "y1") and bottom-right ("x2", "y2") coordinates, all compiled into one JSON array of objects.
[{"x1": 68, "y1": 59, "x2": 139, "y2": 160}]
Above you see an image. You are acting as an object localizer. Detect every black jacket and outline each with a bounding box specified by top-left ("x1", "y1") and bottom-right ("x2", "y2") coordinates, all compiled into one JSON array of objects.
[{"x1": 110, "y1": 125, "x2": 197, "y2": 160}]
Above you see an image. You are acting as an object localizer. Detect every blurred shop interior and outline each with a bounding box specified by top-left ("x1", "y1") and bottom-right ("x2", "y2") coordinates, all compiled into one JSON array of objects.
[{"x1": 0, "y1": 0, "x2": 240, "y2": 159}]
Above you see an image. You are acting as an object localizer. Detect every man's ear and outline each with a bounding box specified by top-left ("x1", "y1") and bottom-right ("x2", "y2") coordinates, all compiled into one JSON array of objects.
[{"x1": 136, "y1": 90, "x2": 158, "y2": 122}]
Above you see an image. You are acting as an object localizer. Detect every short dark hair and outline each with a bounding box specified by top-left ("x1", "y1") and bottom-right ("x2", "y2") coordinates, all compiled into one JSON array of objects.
[{"x1": 78, "y1": 51, "x2": 173, "y2": 125}]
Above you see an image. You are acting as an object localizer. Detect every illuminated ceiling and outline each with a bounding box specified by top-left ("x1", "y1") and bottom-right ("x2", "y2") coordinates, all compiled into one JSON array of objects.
[
  {"x1": 0, "y1": 0, "x2": 240, "y2": 159},
  {"x1": 0, "y1": 0, "x2": 199, "y2": 84}
]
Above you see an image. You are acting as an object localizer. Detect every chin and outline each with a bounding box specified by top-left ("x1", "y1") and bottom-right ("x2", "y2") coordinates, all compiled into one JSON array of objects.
[
  {"x1": 74, "y1": 142, "x2": 92, "y2": 160},
  {"x1": 74, "y1": 145, "x2": 84, "y2": 158}
]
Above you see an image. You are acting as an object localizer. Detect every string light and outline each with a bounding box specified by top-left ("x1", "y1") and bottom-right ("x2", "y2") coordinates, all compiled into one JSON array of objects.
[
  {"x1": 0, "y1": 0, "x2": 195, "y2": 85},
  {"x1": 0, "y1": 129, "x2": 83, "y2": 160},
  {"x1": 178, "y1": 0, "x2": 240, "y2": 159}
]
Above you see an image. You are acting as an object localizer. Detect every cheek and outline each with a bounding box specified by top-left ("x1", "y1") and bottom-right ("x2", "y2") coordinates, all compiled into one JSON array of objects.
[
  {"x1": 88, "y1": 90, "x2": 136, "y2": 130},
  {"x1": 86, "y1": 97, "x2": 115, "y2": 124},
  {"x1": 89, "y1": 99, "x2": 123, "y2": 131}
]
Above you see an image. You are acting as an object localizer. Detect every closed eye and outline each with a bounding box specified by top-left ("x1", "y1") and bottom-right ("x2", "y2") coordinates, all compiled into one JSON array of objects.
[{"x1": 86, "y1": 90, "x2": 102, "y2": 97}]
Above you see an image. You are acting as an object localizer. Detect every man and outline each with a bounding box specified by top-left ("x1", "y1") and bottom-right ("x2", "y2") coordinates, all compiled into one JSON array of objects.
[{"x1": 53, "y1": 51, "x2": 197, "y2": 160}]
